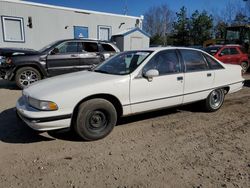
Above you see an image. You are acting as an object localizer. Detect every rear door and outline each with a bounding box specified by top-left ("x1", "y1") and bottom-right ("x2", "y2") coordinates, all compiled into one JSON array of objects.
[
  {"x1": 78, "y1": 42, "x2": 103, "y2": 70},
  {"x1": 180, "y1": 49, "x2": 215, "y2": 103},
  {"x1": 46, "y1": 41, "x2": 80, "y2": 76}
]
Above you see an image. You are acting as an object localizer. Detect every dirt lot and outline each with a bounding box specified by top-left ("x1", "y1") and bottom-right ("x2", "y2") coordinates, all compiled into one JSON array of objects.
[{"x1": 0, "y1": 75, "x2": 249, "y2": 188}]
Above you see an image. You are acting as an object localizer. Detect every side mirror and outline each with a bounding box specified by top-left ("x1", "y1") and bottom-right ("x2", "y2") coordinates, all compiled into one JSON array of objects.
[
  {"x1": 219, "y1": 52, "x2": 224, "y2": 57},
  {"x1": 50, "y1": 48, "x2": 59, "y2": 55},
  {"x1": 143, "y1": 69, "x2": 159, "y2": 82}
]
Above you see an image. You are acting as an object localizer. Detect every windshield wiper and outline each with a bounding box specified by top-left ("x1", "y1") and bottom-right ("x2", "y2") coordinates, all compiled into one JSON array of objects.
[{"x1": 93, "y1": 70, "x2": 110, "y2": 74}]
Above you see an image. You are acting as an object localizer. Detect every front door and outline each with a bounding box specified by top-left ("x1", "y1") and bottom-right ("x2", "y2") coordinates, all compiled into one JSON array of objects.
[
  {"x1": 46, "y1": 41, "x2": 80, "y2": 76},
  {"x1": 130, "y1": 50, "x2": 184, "y2": 113}
]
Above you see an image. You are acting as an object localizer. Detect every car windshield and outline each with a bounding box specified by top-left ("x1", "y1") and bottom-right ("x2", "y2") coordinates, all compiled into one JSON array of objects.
[
  {"x1": 38, "y1": 40, "x2": 61, "y2": 53},
  {"x1": 93, "y1": 51, "x2": 152, "y2": 75},
  {"x1": 204, "y1": 46, "x2": 221, "y2": 55}
]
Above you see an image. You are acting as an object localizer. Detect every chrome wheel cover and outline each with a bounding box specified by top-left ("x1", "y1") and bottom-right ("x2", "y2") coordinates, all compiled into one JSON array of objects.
[
  {"x1": 19, "y1": 70, "x2": 39, "y2": 87},
  {"x1": 209, "y1": 90, "x2": 223, "y2": 109}
]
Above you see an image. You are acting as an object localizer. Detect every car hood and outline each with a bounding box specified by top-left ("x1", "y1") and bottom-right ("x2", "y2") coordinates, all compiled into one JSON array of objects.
[
  {"x1": 24, "y1": 70, "x2": 128, "y2": 99},
  {"x1": 0, "y1": 48, "x2": 40, "y2": 56}
]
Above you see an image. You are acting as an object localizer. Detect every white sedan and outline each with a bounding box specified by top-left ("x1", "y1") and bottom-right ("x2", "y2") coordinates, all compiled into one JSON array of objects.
[{"x1": 16, "y1": 47, "x2": 244, "y2": 140}]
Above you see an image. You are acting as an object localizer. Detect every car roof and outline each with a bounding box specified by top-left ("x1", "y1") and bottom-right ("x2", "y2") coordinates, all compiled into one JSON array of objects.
[
  {"x1": 142, "y1": 46, "x2": 206, "y2": 53},
  {"x1": 56, "y1": 39, "x2": 114, "y2": 44}
]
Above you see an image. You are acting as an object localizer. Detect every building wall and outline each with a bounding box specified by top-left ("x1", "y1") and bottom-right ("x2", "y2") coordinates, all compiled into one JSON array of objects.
[
  {"x1": 123, "y1": 30, "x2": 150, "y2": 51},
  {"x1": 0, "y1": 0, "x2": 142, "y2": 50},
  {"x1": 114, "y1": 36, "x2": 124, "y2": 51}
]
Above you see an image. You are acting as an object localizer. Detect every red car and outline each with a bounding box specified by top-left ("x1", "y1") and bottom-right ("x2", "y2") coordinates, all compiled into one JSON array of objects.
[{"x1": 204, "y1": 45, "x2": 249, "y2": 73}]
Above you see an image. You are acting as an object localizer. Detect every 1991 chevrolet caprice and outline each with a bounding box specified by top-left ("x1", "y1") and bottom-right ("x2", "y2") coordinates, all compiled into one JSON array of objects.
[{"x1": 16, "y1": 47, "x2": 244, "y2": 140}]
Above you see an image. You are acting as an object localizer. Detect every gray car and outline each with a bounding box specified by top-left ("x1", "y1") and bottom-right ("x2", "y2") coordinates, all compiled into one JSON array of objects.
[{"x1": 0, "y1": 39, "x2": 120, "y2": 89}]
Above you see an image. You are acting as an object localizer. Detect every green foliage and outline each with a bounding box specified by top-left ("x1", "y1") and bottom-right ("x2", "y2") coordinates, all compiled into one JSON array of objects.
[
  {"x1": 172, "y1": 6, "x2": 190, "y2": 46},
  {"x1": 190, "y1": 10, "x2": 213, "y2": 45}
]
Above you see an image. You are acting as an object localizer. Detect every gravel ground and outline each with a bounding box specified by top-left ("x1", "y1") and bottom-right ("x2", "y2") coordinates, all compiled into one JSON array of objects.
[{"x1": 0, "y1": 75, "x2": 249, "y2": 188}]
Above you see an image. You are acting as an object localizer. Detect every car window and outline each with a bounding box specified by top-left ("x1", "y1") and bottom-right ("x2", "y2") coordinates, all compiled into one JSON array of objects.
[
  {"x1": 239, "y1": 47, "x2": 247, "y2": 54},
  {"x1": 220, "y1": 48, "x2": 230, "y2": 55},
  {"x1": 56, "y1": 42, "x2": 78, "y2": 54},
  {"x1": 101, "y1": 43, "x2": 116, "y2": 52},
  {"x1": 180, "y1": 49, "x2": 209, "y2": 72},
  {"x1": 143, "y1": 50, "x2": 180, "y2": 75},
  {"x1": 203, "y1": 53, "x2": 224, "y2": 70},
  {"x1": 83, "y1": 42, "x2": 98, "y2": 52},
  {"x1": 229, "y1": 48, "x2": 239, "y2": 55},
  {"x1": 204, "y1": 46, "x2": 221, "y2": 55},
  {"x1": 94, "y1": 51, "x2": 152, "y2": 75}
]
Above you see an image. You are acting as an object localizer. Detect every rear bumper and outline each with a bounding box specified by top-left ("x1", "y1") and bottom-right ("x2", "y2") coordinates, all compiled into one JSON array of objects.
[{"x1": 228, "y1": 80, "x2": 245, "y2": 93}]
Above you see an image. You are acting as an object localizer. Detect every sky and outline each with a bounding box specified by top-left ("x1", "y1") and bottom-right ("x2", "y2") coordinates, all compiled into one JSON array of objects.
[{"x1": 24, "y1": 0, "x2": 246, "y2": 17}]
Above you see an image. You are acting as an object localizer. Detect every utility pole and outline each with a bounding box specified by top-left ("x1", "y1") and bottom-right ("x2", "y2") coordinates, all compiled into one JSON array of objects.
[{"x1": 123, "y1": 0, "x2": 128, "y2": 15}]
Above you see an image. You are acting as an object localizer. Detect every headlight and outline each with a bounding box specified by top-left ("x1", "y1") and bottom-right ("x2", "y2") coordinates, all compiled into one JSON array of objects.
[{"x1": 28, "y1": 97, "x2": 58, "y2": 111}]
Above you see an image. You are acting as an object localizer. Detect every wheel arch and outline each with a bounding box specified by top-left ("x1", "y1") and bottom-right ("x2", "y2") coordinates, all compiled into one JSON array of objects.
[
  {"x1": 12, "y1": 63, "x2": 47, "y2": 80},
  {"x1": 221, "y1": 86, "x2": 230, "y2": 94},
  {"x1": 71, "y1": 94, "x2": 123, "y2": 127}
]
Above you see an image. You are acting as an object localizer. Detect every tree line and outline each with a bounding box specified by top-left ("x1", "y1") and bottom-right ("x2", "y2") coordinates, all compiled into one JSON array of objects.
[{"x1": 143, "y1": 1, "x2": 250, "y2": 46}]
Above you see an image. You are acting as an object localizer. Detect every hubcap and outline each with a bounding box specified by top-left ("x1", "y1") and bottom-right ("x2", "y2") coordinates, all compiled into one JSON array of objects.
[
  {"x1": 210, "y1": 90, "x2": 223, "y2": 109},
  {"x1": 19, "y1": 70, "x2": 39, "y2": 87},
  {"x1": 88, "y1": 111, "x2": 107, "y2": 130}
]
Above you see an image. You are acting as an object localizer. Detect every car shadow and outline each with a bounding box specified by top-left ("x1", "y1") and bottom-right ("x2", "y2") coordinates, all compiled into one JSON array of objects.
[
  {"x1": 244, "y1": 79, "x2": 250, "y2": 87},
  {"x1": 0, "y1": 79, "x2": 19, "y2": 90},
  {"x1": 49, "y1": 104, "x2": 202, "y2": 142},
  {"x1": 0, "y1": 108, "x2": 54, "y2": 144},
  {"x1": 0, "y1": 104, "x2": 204, "y2": 143}
]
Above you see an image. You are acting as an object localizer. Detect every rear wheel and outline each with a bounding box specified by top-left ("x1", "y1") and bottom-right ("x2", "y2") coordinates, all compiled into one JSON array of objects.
[
  {"x1": 74, "y1": 99, "x2": 117, "y2": 141},
  {"x1": 241, "y1": 61, "x2": 249, "y2": 73},
  {"x1": 204, "y1": 89, "x2": 225, "y2": 112},
  {"x1": 15, "y1": 67, "x2": 41, "y2": 89}
]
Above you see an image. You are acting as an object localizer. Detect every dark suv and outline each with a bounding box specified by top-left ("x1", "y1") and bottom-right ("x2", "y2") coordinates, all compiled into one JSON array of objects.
[{"x1": 0, "y1": 39, "x2": 119, "y2": 88}]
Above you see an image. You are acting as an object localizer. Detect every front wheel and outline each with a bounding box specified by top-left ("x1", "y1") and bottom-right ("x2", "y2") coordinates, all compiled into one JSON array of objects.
[
  {"x1": 204, "y1": 89, "x2": 225, "y2": 112},
  {"x1": 74, "y1": 99, "x2": 117, "y2": 141},
  {"x1": 15, "y1": 67, "x2": 41, "y2": 89}
]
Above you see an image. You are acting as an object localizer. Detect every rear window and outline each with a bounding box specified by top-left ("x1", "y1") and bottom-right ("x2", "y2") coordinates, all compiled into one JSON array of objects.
[
  {"x1": 203, "y1": 53, "x2": 224, "y2": 70},
  {"x1": 101, "y1": 43, "x2": 116, "y2": 52},
  {"x1": 82, "y1": 42, "x2": 98, "y2": 52},
  {"x1": 229, "y1": 48, "x2": 239, "y2": 55},
  {"x1": 239, "y1": 47, "x2": 247, "y2": 54},
  {"x1": 180, "y1": 49, "x2": 209, "y2": 72},
  {"x1": 204, "y1": 47, "x2": 221, "y2": 55}
]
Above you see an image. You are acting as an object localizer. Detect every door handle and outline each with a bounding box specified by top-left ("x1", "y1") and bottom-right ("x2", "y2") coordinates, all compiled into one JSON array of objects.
[
  {"x1": 207, "y1": 73, "x2": 212, "y2": 77},
  {"x1": 177, "y1": 76, "x2": 183, "y2": 81},
  {"x1": 71, "y1": 54, "x2": 79, "y2": 57}
]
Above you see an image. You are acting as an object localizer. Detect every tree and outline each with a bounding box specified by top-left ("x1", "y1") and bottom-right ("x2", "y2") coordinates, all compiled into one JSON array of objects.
[
  {"x1": 190, "y1": 10, "x2": 213, "y2": 45},
  {"x1": 214, "y1": 21, "x2": 228, "y2": 39},
  {"x1": 172, "y1": 6, "x2": 190, "y2": 46},
  {"x1": 233, "y1": 12, "x2": 248, "y2": 25},
  {"x1": 143, "y1": 4, "x2": 174, "y2": 45}
]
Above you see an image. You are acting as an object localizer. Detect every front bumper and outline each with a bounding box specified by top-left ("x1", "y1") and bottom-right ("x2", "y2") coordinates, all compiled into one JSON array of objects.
[
  {"x1": 16, "y1": 97, "x2": 72, "y2": 131},
  {"x1": 0, "y1": 63, "x2": 15, "y2": 80}
]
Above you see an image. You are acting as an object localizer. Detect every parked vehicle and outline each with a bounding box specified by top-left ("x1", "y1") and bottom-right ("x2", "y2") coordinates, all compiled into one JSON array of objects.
[
  {"x1": 0, "y1": 39, "x2": 119, "y2": 88},
  {"x1": 16, "y1": 47, "x2": 244, "y2": 141},
  {"x1": 204, "y1": 44, "x2": 249, "y2": 73}
]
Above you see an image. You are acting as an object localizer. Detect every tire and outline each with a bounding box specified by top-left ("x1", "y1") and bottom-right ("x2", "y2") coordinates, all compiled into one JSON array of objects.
[
  {"x1": 204, "y1": 89, "x2": 225, "y2": 112},
  {"x1": 241, "y1": 61, "x2": 249, "y2": 74},
  {"x1": 15, "y1": 67, "x2": 41, "y2": 89},
  {"x1": 74, "y1": 99, "x2": 117, "y2": 141}
]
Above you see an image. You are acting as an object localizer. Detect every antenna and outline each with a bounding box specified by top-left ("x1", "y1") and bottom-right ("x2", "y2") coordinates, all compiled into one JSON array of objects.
[{"x1": 123, "y1": 0, "x2": 128, "y2": 15}]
